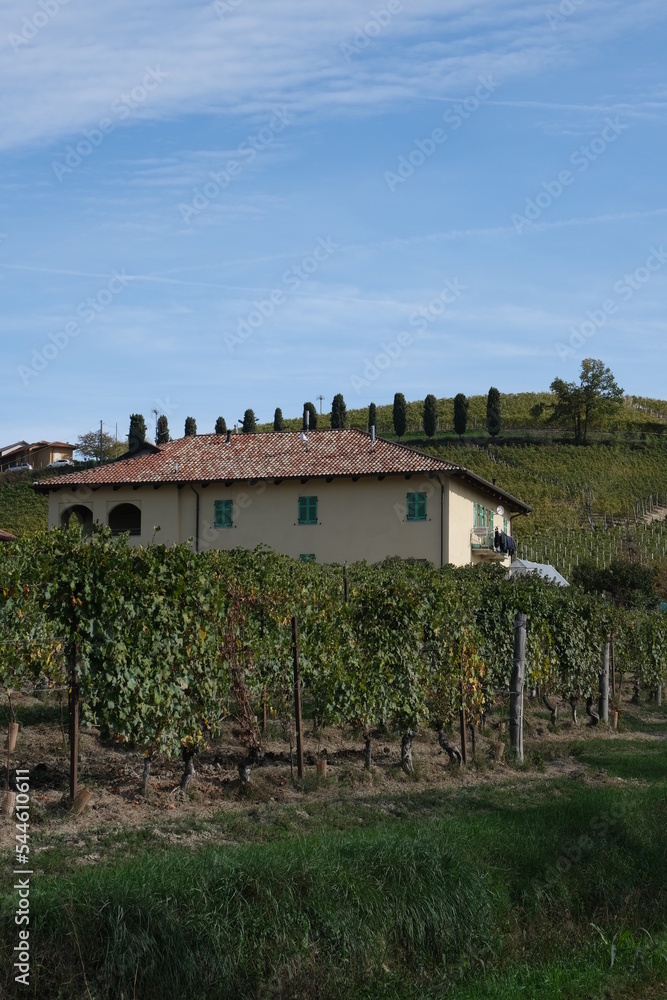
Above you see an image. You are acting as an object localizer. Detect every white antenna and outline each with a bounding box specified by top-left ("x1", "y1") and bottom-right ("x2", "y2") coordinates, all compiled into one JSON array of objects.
[
  {"x1": 174, "y1": 461, "x2": 179, "y2": 475},
  {"x1": 370, "y1": 425, "x2": 376, "y2": 450},
  {"x1": 305, "y1": 408, "x2": 310, "y2": 431}
]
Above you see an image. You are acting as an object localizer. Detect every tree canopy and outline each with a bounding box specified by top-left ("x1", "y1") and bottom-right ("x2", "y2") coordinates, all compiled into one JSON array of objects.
[
  {"x1": 486, "y1": 387, "x2": 501, "y2": 438},
  {"x1": 242, "y1": 409, "x2": 257, "y2": 434},
  {"x1": 393, "y1": 393, "x2": 407, "y2": 438},
  {"x1": 156, "y1": 415, "x2": 170, "y2": 445},
  {"x1": 76, "y1": 430, "x2": 125, "y2": 462},
  {"x1": 453, "y1": 394, "x2": 469, "y2": 439},
  {"x1": 330, "y1": 393, "x2": 347, "y2": 429},
  {"x1": 215, "y1": 416, "x2": 227, "y2": 435},
  {"x1": 423, "y1": 395, "x2": 437, "y2": 438},
  {"x1": 550, "y1": 359, "x2": 624, "y2": 444},
  {"x1": 303, "y1": 402, "x2": 317, "y2": 431},
  {"x1": 128, "y1": 414, "x2": 147, "y2": 454},
  {"x1": 184, "y1": 416, "x2": 197, "y2": 437},
  {"x1": 273, "y1": 408, "x2": 284, "y2": 433}
]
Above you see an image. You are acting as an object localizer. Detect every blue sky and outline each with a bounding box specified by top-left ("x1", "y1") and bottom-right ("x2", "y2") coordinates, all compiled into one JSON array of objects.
[{"x1": 1, "y1": 0, "x2": 666, "y2": 447}]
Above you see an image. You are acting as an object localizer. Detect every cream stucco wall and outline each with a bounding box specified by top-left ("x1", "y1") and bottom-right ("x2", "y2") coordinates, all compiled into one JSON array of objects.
[{"x1": 49, "y1": 473, "x2": 514, "y2": 567}]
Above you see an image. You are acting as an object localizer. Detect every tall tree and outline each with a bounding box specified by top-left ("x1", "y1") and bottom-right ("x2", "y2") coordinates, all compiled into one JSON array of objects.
[
  {"x1": 184, "y1": 416, "x2": 197, "y2": 437},
  {"x1": 368, "y1": 402, "x2": 377, "y2": 433},
  {"x1": 214, "y1": 416, "x2": 227, "y2": 435},
  {"x1": 330, "y1": 393, "x2": 347, "y2": 429},
  {"x1": 486, "y1": 387, "x2": 501, "y2": 438},
  {"x1": 423, "y1": 394, "x2": 437, "y2": 438},
  {"x1": 156, "y1": 415, "x2": 170, "y2": 445},
  {"x1": 273, "y1": 407, "x2": 284, "y2": 432},
  {"x1": 303, "y1": 402, "x2": 317, "y2": 431},
  {"x1": 76, "y1": 430, "x2": 125, "y2": 462},
  {"x1": 128, "y1": 414, "x2": 147, "y2": 454},
  {"x1": 453, "y1": 393, "x2": 469, "y2": 440},
  {"x1": 550, "y1": 358, "x2": 624, "y2": 444},
  {"x1": 393, "y1": 393, "x2": 407, "y2": 439},
  {"x1": 241, "y1": 409, "x2": 257, "y2": 434}
]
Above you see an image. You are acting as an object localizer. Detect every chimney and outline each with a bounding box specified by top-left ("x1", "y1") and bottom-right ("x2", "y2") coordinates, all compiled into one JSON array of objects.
[{"x1": 226, "y1": 430, "x2": 231, "y2": 444}]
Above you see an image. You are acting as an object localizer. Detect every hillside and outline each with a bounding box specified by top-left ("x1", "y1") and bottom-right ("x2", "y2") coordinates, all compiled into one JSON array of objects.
[{"x1": 3, "y1": 391, "x2": 666, "y2": 580}]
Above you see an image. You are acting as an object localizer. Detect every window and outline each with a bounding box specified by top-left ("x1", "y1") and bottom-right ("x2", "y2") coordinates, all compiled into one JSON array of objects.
[
  {"x1": 503, "y1": 517, "x2": 508, "y2": 534},
  {"x1": 298, "y1": 496, "x2": 318, "y2": 525},
  {"x1": 214, "y1": 499, "x2": 233, "y2": 528},
  {"x1": 474, "y1": 503, "x2": 486, "y2": 528},
  {"x1": 108, "y1": 503, "x2": 141, "y2": 536},
  {"x1": 407, "y1": 492, "x2": 427, "y2": 521},
  {"x1": 489, "y1": 509, "x2": 494, "y2": 533},
  {"x1": 299, "y1": 554, "x2": 316, "y2": 563}
]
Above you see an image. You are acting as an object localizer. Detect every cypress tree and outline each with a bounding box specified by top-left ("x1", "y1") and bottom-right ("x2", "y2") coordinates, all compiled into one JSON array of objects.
[
  {"x1": 303, "y1": 402, "x2": 317, "y2": 431},
  {"x1": 184, "y1": 416, "x2": 197, "y2": 437},
  {"x1": 453, "y1": 393, "x2": 469, "y2": 440},
  {"x1": 156, "y1": 415, "x2": 170, "y2": 445},
  {"x1": 368, "y1": 402, "x2": 377, "y2": 432},
  {"x1": 393, "y1": 393, "x2": 407, "y2": 439},
  {"x1": 330, "y1": 393, "x2": 347, "y2": 429},
  {"x1": 215, "y1": 416, "x2": 227, "y2": 435},
  {"x1": 486, "y1": 387, "x2": 501, "y2": 438},
  {"x1": 423, "y1": 394, "x2": 437, "y2": 438},
  {"x1": 128, "y1": 414, "x2": 147, "y2": 453},
  {"x1": 273, "y1": 407, "x2": 284, "y2": 432},
  {"x1": 242, "y1": 409, "x2": 257, "y2": 433}
]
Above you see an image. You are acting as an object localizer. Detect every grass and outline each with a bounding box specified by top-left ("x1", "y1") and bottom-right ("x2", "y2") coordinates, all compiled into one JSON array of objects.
[{"x1": 2, "y1": 733, "x2": 666, "y2": 999}]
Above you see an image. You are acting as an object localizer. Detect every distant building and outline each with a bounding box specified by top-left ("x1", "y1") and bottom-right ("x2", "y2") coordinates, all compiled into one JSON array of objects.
[
  {"x1": 35, "y1": 429, "x2": 531, "y2": 567},
  {"x1": 1, "y1": 440, "x2": 75, "y2": 472}
]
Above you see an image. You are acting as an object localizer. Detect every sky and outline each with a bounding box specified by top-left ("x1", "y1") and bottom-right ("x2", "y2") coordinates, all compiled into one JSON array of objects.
[{"x1": 1, "y1": 0, "x2": 666, "y2": 448}]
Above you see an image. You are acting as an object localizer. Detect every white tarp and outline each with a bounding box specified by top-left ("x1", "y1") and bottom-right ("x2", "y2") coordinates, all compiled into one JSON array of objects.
[{"x1": 508, "y1": 558, "x2": 569, "y2": 587}]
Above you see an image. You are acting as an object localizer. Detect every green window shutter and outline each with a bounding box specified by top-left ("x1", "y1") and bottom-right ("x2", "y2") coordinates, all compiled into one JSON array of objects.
[
  {"x1": 407, "y1": 492, "x2": 427, "y2": 521},
  {"x1": 503, "y1": 517, "x2": 508, "y2": 534},
  {"x1": 214, "y1": 499, "x2": 233, "y2": 528},
  {"x1": 298, "y1": 496, "x2": 318, "y2": 524},
  {"x1": 489, "y1": 509, "x2": 494, "y2": 532},
  {"x1": 474, "y1": 503, "x2": 486, "y2": 528}
]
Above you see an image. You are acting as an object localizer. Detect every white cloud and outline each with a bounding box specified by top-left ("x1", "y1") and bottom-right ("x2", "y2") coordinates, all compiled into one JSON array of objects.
[{"x1": 1, "y1": 0, "x2": 665, "y2": 151}]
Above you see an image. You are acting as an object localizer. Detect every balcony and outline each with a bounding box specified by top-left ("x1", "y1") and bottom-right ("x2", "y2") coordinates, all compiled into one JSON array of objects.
[{"x1": 470, "y1": 527, "x2": 507, "y2": 560}]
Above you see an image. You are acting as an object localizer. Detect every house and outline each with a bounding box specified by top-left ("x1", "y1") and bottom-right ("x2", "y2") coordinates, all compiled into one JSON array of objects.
[
  {"x1": 34, "y1": 429, "x2": 531, "y2": 567},
  {"x1": 1, "y1": 440, "x2": 75, "y2": 472}
]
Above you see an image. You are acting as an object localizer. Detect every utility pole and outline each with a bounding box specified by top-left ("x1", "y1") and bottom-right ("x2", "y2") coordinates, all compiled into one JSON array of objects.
[{"x1": 317, "y1": 394, "x2": 324, "y2": 414}]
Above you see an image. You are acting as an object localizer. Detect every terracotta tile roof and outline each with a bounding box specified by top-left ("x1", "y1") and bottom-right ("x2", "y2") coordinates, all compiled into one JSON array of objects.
[{"x1": 34, "y1": 429, "x2": 530, "y2": 511}]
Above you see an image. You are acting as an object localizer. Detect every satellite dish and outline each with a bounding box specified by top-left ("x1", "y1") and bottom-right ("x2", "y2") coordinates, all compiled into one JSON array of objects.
[{"x1": 497, "y1": 504, "x2": 505, "y2": 516}]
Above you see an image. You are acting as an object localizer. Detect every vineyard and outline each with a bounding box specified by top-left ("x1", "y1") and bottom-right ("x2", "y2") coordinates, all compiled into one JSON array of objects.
[{"x1": 1, "y1": 526, "x2": 665, "y2": 792}]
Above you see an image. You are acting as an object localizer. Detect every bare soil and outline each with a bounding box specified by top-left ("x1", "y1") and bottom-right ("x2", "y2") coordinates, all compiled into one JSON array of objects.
[{"x1": 1, "y1": 690, "x2": 664, "y2": 855}]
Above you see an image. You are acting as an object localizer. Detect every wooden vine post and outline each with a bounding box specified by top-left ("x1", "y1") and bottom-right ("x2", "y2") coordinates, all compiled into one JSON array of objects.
[
  {"x1": 68, "y1": 643, "x2": 79, "y2": 801},
  {"x1": 510, "y1": 614, "x2": 526, "y2": 763},
  {"x1": 291, "y1": 616, "x2": 304, "y2": 780},
  {"x1": 599, "y1": 642, "x2": 610, "y2": 724},
  {"x1": 458, "y1": 679, "x2": 468, "y2": 765}
]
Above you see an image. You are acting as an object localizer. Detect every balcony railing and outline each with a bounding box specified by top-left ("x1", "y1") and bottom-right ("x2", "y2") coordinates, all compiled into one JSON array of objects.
[{"x1": 471, "y1": 527, "x2": 506, "y2": 558}]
